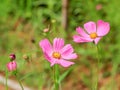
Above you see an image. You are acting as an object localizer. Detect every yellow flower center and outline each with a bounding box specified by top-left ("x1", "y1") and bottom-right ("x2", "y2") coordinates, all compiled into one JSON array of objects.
[
  {"x1": 52, "y1": 52, "x2": 61, "y2": 59},
  {"x1": 90, "y1": 33, "x2": 97, "y2": 39}
]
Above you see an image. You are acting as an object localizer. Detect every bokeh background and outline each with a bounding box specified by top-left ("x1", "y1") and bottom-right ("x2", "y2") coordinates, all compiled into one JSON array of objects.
[{"x1": 0, "y1": 0, "x2": 120, "y2": 90}]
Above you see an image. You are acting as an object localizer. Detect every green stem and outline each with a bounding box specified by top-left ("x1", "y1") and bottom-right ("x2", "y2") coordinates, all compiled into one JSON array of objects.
[
  {"x1": 54, "y1": 64, "x2": 59, "y2": 90},
  {"x1": 93, "y1": 45, "x2": 100, "y2": 90},
  {"x1": 5, "y1": 69, "x2": 8, "y2": 90},
  {"x1": 15, "y1": 74, "x2": 24, "y2": 90},
  {"x1": 110, "y1": 63, "x2": 117, "y2": 90}
]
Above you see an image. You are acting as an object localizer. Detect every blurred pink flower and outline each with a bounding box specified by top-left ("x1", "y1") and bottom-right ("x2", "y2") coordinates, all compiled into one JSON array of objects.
[
  {"x1": 43, "y1": 28, "x2": 49, "y2": 33},
  {"x1": 9, "y1": 53, "x2": 16, "y2": 60},
  {"x1": 96, "y1": 4, "x2": 102, "y2": 10},
  {"x1": 39, "y1": 38, "x2": 77, "y2": 67},
  {"x1": 7, "y1": 61, "x2": 17, "y2": 71},
  {"x1": 73, "y1": 20, "x2": 110, "y2": 44}
]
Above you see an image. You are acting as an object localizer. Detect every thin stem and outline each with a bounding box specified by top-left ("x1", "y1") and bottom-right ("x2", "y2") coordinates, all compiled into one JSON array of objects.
[
  {"x1": 110, "y1": 63, "x2": 117, "y2": 90},
  {"x1": 15, "y1": 74, "x2": 24, "y2": 90},
  {"x1": 93, "y1": 45, "x2": 100, "y2": 90},
  {"x1": 5, "y1": 69, "x2": 8, "y2": 90},
  {"x1": 54, "y1": 64, "x2": 59, "y2": 90}
]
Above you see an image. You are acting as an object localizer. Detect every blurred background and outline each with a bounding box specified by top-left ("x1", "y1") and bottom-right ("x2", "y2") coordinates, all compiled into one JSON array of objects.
[{"x1": 0, "y1": 0, "x2": 120, "y2": 90}]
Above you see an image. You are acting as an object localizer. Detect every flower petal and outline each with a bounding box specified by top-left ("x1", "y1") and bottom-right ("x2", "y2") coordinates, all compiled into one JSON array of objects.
[
  {"x1": 44, "y1": 52, "x2": 54, "y2": 63},
  {"x1": 84, "y1": 21, "x2": 96, "y2": 34},
  {"x1": 7, "y1": 61, "x2": 17, "y2": 71},
  {"x1": 53, "y1": 38, "x2": 64, "y2": 51},
  {"x1": 59, "y1": 60, "x2": 74, "y2": 67},
  {"x1": 61, "y1": 44, "x2": 74, "y2": 55},
  {"x1": 50, "y1": 59, "x2": 74, "y2": 67},
  {"x1": 97, "y1": 20, "x2": 110, "y2": 36},
  {"x1": 76, "y1": 27, "x2": 89, "y2": 37},
  {"x1": 50, "y1": 58, "x2": 61, "y2": 66},
  {"x1": 62, "y1": 53, "x2": 77, "y2": 60},
  {"x1": 60, "y1": 44, "x2": 77, "y2": 60},
  {"x1": 39, "y1": 39, "x2": 52, "y2": 55},
  {"x1": 94, "y1": 37, "x2": 102, "y2": 45},
  {"x1": 50, "y1": 60, "x2": 56, "y2": 67},
  {"x1": 73, "y1": 35, "x2": 93, "y2": 43}
]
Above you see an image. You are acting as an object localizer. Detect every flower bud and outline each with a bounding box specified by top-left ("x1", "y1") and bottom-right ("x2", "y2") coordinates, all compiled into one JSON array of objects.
[
  {"x1": 96, "y1": 4, "x2": 102, "y2": 10},
  {"x1": 43, "y1": 28, "x2": 49, "y2": 33},
  {"x1": 9, "y1": 54, "x2": 16, "y2": 60},
  {"x1": 51, "y1": 19, "x2": 56, "y2": 23},
  {"x1": 23, "y1": 54, "x2": 30, "y2": 62},
  {"x1": 7, "y1": 61, "x2": 17, "y2": 71}
]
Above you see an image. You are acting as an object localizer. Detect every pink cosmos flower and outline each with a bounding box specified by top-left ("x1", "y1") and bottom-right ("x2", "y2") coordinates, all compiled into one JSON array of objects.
[
  {"x1": 43, "y1": 28, "x2": 49, "y2": 33},
  {"x1": 39, "y1": 38, "x2": 77, "y2": 67},
  {"x1": 96, "y1": 4, "x2": 102, "y2": 10},
  {"x1": 73, "y1": 20, "x2": 110, "y2": 44},
  {"x1": 7, "y1": 61, "x2": 17, "y2": 71}
]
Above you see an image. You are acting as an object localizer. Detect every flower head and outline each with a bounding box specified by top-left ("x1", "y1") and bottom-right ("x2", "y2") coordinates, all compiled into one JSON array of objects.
[
  {"x1": 9, "y1": 53, "x2": 16, "y2": 60},
  {"x1": 43, "y1": 28, "x2": 49, "y2": 33},
  {"x1": 96, "y1": 4, "x2": 102, "y2": 10},
  {"x1": 7, "y1": 61, "x2": 17, "y2": 71},
  {"x1": 39, "y1": 38, "x2": 77, "y2": 67},
  {"x1": 73, "y1": 20, "x2": 110, "y2": 44}
]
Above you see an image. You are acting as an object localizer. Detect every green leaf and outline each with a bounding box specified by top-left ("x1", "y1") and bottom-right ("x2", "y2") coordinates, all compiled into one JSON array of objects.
[{"x1": 58, "y1": 67, "x2": 73, "y2": 83}]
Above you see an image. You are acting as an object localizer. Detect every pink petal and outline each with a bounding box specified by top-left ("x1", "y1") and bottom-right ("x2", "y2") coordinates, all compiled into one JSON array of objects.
[
  {"x1": 50, "y1": 59, "x2": 75, "y2": 67},
  {"x1": 84, "y1": 21, "x2": 96, "y2": 34},
  {"x1": 7, "y1": 63, "x2": 12, "y2": 71},
  {"x1": 73, "y1": 35, "x2": 93, "y2": 43},
  {"x1": 97, "y1": 20, "x2": 110, "y2": 36},
  {"x1": 50, "y1": 59, "x2": 60, "y2": 67},
  {"x1": 53, "y1": 38, "x2": 64, "y2": 51},
  {"x1": 61, "y1": 44, "x2": 74, "y2": 55},
  {"x1": 44, "y1": 52, "x2": 54, "y2": 63},
  {"x1": 59, "y1": 60, "x2": 74, "y2": 67},
  {"x1": 39, "y1": 39, "x2": 53, "y2": 55},
  {"x1": 62, "y1": 53, "x2": 77, "y2": 60},
  {"x1": 76, "y1": 27, "x2": 89, "y2": 37},
  {"x1": 50, "y1": 60, "x2": 56, "y2": 67},
  {"x1": 45, "y1": 54, "x2": 75, "y2": 67},
  {"x1": 44, "y1": 53, "x2": 62, "y2": 67},
  {"x1": 60, "y1": 44, "x2": 77, "y2": 59},
  {"x1": 94, "y1": 37, "x2": 102, "y2": 45},
  {"x1": 7, "y1": 61, "x2": 17, "y2": 71},
  {"x1": 50, "y1": 58, "x2": 61, "y2": 67}
]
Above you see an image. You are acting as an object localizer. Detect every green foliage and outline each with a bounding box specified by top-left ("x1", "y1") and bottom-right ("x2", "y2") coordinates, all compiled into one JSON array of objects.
[{"x1": 1, "y1": 0, "x2": 120, "y2": 89}]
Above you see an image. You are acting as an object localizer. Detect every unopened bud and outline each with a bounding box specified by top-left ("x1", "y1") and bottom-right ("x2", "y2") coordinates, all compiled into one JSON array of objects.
[
  {"x1": 23, "y1": 54, "x2": 29, "y2": 62},
  {"x1": 43, "y1": 28, "x2": 49, "y2": 33},
  {"x1": 7, "y1": 61, "x2": 17, "y2": 72},
  {"x1": 9, "y1": 54, "x2": 16, "y2": 61},
  {"x1": 51, "y1": 19, "x2": 56, "y2": 23},
  {"x1": 96, "y1": 4, "x2": 102, "y2": 10}
]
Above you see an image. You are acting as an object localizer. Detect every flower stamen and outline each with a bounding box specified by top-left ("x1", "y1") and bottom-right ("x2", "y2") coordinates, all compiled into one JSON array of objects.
[
  {"x1": 90, "y1": 33, "x2": 97, "y2": 39},
  {"x1": 52, "y1": 52, "x2": 61, "y2": 59}
]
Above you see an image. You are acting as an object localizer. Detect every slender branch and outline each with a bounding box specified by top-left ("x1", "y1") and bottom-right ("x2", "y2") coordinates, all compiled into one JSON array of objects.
[
  {"x1": 15, "y1": 74, "x2": 24, "y2": 90},
  {"x1": 62, "y1": 0, "x2": 69, "y2": 31},
  {"x1": 5, "y1": 69, "x2": 8, "y2": 90}
]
